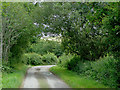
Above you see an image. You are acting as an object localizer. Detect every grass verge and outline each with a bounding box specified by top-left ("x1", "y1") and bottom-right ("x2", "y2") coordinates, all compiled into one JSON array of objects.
[
  {"x1": 50, "y1": 66, "x2": 108, "y2": 88},
  {"x1": 0, "y1": 73, "x2": 2, "y2": 89},
  {"x1": 2, "y1": 64, "x2": 29, "y2": 88}
]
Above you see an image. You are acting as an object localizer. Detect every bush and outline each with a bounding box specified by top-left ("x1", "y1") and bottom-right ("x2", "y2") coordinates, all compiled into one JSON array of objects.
[
  {"x1": 28, "y1": 39, "x2": 64, "y2": 57},
  {"x1": 89, "y1": 56, "x2": 118, "y2": 87},
  {"x1": 2, "y1": 65, "x2": 14, "y2": 73},
  {"x1": 58, "y1": 53, "x2": 74, "y2": 68},
  {"x1": 2, "y1": 61, "x2": 15, "y2": 73},
  {"x1": 67, "y1": 55, "x2": 81, "y2": 70},
  {"x1": 23, "y1": 53, "x2": 58, "y2": 65},
  {"x1": 23, "y1": 53, "x2": 43, "y2": 65},
  {"x1": 41, "y1": 53, "x2": 58, "y2": 65},
  {"x1": 67, "y1": 55, "x2": 118, "y2": 87},
  {"x1": 74, "y1": 61, "x2": 92, "y2": 74}
]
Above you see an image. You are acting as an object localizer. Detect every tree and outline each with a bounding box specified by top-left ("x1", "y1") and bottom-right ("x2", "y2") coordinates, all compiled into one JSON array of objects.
[
  {"x1": 2, "y1": 2, "x2": 39, "y2": 65},
  {"x1": 101, "y1": 2, "x2": 120, "y2": 87},
  {"x1": 33, "y1": 2, "x2": 109, "y2": 60}
]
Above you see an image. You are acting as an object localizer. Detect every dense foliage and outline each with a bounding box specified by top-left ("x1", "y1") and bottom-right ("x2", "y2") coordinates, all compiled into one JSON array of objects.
[
  {"x1": 32, "y1": 2, "x2": 120, "y2": 87},
  {"x1": 2, "y1": 2, "x2": 120, "y2": 88},
  {"x1": 58, "y1": 53, "x2": 74, "y2": 68},
  {"x1": 23, "y1": 53, "x2": 43, "y2": 65},
  {"x1": 33, "y1": 2, "x2": 109, "y2": 61},
  {"x1": 65, "y1": 55, "x2": 118, "y2": 87},
  {"x1": 23, "y1": 52, "x2": 58, "y2": 65},
  {"x1": 2, "y1": 2, "x2": 39, "y2": 67},
  {"x1": 23, "y1": 38, "x2": 62, "y2": 65},
  {"x1": 42, "y1": 53, "x2": 58, "y2": 65},
  {"x1": 27, "y1": 39, "x2": 63, "y2": 57}
]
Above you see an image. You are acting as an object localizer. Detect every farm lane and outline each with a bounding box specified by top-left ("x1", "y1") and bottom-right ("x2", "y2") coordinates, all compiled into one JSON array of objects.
[{"x1": 21, "y1": 65, "x2": 70, "y2": 88}]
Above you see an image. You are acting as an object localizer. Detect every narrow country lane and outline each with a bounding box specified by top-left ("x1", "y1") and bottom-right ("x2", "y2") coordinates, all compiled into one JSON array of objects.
[{"x1": 21, "y1": 65, "x2": 70, "y2": 88}]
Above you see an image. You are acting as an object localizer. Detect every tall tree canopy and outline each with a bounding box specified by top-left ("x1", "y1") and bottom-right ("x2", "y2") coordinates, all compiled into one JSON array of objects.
[
  {"x1": 32, "y1": 2, "x2": 114, "y2": 60},
  {"x1": 2, "y1": 2, "x2": 40, "y2": 64},
  {"x1": 2, "y1": 2, "x2": 119, "y2": 87}
]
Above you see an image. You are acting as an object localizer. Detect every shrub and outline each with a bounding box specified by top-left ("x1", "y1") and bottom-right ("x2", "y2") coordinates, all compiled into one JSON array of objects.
[
  {"x1": 2, "y1": 61, "x2": 15, "y2": 73},
  {"x1": 75, "y1": 61, "x2": 92, "y2": 74},
  {"x1": 67, "y1": 55, "x2": 118, "y2": 87},
  {"x1": 67, "y1": 55, "x2": 81, "y2": 70},
  {"x1": 89, "y1": 56, "x2": 118, "y2": 87},
  {"x1": 28, "y1": 39, "x2": 64, "y2": 57},
  {"x1": 23, "y1": 53, "x2": 58, "y2": 65},
  {"x1": 23, "y1": 53, "x2": 43, "y2": 65},
  {"x1": 2, "y1": 65, "x2": 14, "y2": 73},
  {"x1": 41, "y1": 53, "x2": 58, "y2": 65},
  {"x1": 58, "y1": 53, "x2": 74, "y2": 68}
]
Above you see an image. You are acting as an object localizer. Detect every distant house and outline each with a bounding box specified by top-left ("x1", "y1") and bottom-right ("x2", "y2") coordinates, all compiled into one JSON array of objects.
[{"x1": 41, "y1": 32, "x2": 61, "y2": 42}]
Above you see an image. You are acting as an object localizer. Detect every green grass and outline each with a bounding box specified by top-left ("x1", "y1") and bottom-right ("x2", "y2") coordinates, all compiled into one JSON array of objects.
[
  {"x1": 0, "y1": 61, "x2": 2, "y2": 89},
  {"x1": 50, "y1": 66, "x2": 108, "y2": 88},
  {"x1": 0, "y1": 73, "x2": 2, "y2": 89},
  {"x1": 2, "y1": 64, "x2": 29, "y2": 88}
]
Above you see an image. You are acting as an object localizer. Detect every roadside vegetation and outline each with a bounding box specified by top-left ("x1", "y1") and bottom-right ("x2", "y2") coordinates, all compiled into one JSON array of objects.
[
  {"x1": 55, "y1": 54, "x2": 118, "y2": 88},
  {"x1": 0, "y1": 73, "x2": 1, "y2": 89},
  {"x1": 23, "y1": 39, "x2": 63, "y2": 66},
  {"x1": 50, "y1": 66, "x2": 108, "y2": 88},
  {"x1": 2, "y1": 64, "x2": 28, "y2": 88},
  {"x1": 1, "y1": 2, "x2": 120, "y2": 88}
]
